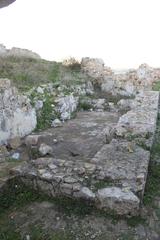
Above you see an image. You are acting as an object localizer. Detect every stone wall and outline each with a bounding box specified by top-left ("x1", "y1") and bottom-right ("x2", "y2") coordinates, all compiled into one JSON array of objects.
[
  {"x1": 81, "y1": 58, "x2": 160, "y2": 96},
  {"x1": 0, "y1": 44, "x2": 40, "y2": 59},
  {"x1": 10, "y1": 91, "x2": 159, "y2": 216},
  {"x1": 0, "y1": 79, "x2": 37, "y2": 145}
]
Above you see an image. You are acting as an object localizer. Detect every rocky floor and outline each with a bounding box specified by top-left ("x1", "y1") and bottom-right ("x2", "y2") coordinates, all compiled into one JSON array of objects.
[
  {"x1": 1, "y1": 92, "x2": 160, "y2": 239},
  {"x1": 5, "y1": 91, "x2": 158, "y2": 217},
  {"x1": 34, "y1": 111, "x2": 120, "y2": 161},
  {"x1": 0, "y1": 111, "x2": 118, "y2": 176},
  {"x1": 1, "y1": 173, "x2": 160, "y2": 240}
]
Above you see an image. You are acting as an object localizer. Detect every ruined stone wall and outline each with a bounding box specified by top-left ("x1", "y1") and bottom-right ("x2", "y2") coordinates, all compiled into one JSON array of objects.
[
  {"x1": 0, "y1": 44, "x2": 40, "y2": 59},
  {"x1": 81, "y1": 58, "x2": 160, "y2": 96},
  {"x1": 0, "y1": 79, "x2": 37, "y2": 145},
  {"x1": 11, "y1": 91, "x2": 159, "y2": 216}
]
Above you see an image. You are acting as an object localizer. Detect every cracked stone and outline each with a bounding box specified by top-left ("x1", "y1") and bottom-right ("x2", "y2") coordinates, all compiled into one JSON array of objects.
[
  {"x1": 39, "y1": 143, "x2": 53, "y2": 156},
  {"x1": 64, "y1": 177, "x2": 78, "y2": 184},
  {"x1": 73, "y1": 187, "x2": 95, "y2": 200},
  {"x1": 96, "y1": 187, "x2": 140, "y2": 215}
]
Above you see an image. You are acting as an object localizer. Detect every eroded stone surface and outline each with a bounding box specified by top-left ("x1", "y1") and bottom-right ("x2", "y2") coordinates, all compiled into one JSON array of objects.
[
  {"x1": 96, "y1": 187, "x2": 140, "y2": 216},
  {"x1": 115, "y1": 91, "x2": 159, "y2": 145},
  {"x1": 27, "y1": 111, "x2": 119, "y2": 161},
  {"x1": 92, "y1": 139, "x2": 150, "y2": 193},
  {"x1": 55, "y1": 94, "x2": 79, "y2": 121},
  {"x1": 0, "y1": 79, "x2": 37, "y2": 145},
  {"x1": 81, "y1": 58, "x2": 160, "y2": 96}
]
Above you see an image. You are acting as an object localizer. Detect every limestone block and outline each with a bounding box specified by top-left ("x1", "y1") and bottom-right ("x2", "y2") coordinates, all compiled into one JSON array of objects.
[
  {"x1": 96, "y1": 187, "x2": 140, "y2": 216},
  {"x1": 0, "y1": 79, "x2": 37, "y2": 145}
]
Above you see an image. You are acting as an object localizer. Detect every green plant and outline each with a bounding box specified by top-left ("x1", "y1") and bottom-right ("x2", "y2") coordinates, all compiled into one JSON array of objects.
[
  {"x1": 137, "y1": 140, "x2": 150, "y2": 151},
  {"x1": 27, "y1": 227, "x2": 74, "y2": 240},
  {"x1": 118, "y1": 232, "x2": 135, "y2": 240},
  {"x1": 0, "y1": 179, "x2": 41, "y2": 212},
  {"x1": 78, "y1": 99, "x2": 93, "y2": 111},
  {"x1": 143, "y1": 163, "x2": 160, "y2": 205},
  {"x1": 143, "y1": 111, "x2": 160, "y2": 205},
  {"x1": 126, "y1": 216, "x2": 146, "y2": 227},
  {"x1": 35, "y1": 95, "x2": 54, "y2": 131},
  {"x1": 50, "y1": 231, "x2": 74, "y2": 240},
  {"x1": 0, "y1": 227, "x2": 21, "y2": 240},
  {"x1": 93, "y1": 180, "x2": 114, "y2": 191},
  {"x1": 152, "y1": 81, "x2": 160, "y2": 91},
  {"x1": 48, "y1": 63, "x2": 61, "y2": 82},
  {"x1": 151, "y1": 143, "x2": 160, "y2": 156},
  {"x1": 28, "y1": 225, "x2": 49, "y2": 240},
  {"x1": 30, "y1": 147, "x2": 40, "y2": 159},
  {"x1": 0, "y1": 56, "x2": 59, "y2": 92}
]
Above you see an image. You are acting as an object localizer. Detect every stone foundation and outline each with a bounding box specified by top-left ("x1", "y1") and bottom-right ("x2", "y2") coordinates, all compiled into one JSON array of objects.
[{"x1": 10, "y1": 91, "x2": 159, "y2": 216}]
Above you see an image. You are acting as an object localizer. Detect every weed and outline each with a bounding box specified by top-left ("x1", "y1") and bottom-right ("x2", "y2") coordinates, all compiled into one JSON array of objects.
[
  {"x1": 27, "y1": 225, "x2": 49, "y2": 240},
  {"x1": 143, "y1": 163, "x2": 160, "y2": 205},
  {"x1": 49, "y1": 63, "x2": 61, "y2": 83},
  {"x1": 0, "y1": 178, "x2": 43, "y2": 212},
  {"x1": 78, "y1": 97, "x2": 93, "y2": 111},
  {"x1": 50, "y1": 231, "x2": 74, "y2": 240},
  {"x1": 35, "y1": 95, "x2": 54, "y2": 131},
  {"x1": 79, "y1": 101, "x2": 92, "y2": 111},
  {"x1": 0, "y1": 226, "x2": 21, "y2": 240},
  {"x1": 152, "y1": 81, "x2": 160, "y2": 91},
  {"x1": 70, "y1": 110, "x2": 77, "y2": 119},
  {"x1": 137, "y1": 140, "x2": 151, "y2": 151},
  {"x1": 0, "y1": 178, "x2": 93, "y2": 218},
  {"x1": 6, "y1": 157, "x2": 21, "y2": 163},
  {"x1": 0, "y1": 217, "x2": 73, "y2": 240},
  {"x1": 52, "y1": 197, "x2": 94, "y2": 217},
  {"x1": 155, "y1": 208, "x2": 160, "y2": 220},
  {"x1": 93, "y1": 180, "x2": 114, "y2": 191},
  {"x1": 28, "y1": 227, "x2": 74, "y2": 240},
  {"x1": 118, "y1": 232, "x2": 135, "y2": 240},
  {"x1": 0, "y1": 56, "x2": 59, "y2": 92},
  {"x1": 142, "y1": 110, "x2": 160, "y2": 205},
  {"x1": 126, "y1": 216, "x2": 146, "y2": 227},
  {"x1": 151, "y1": 143, "x2": 160, "y2": 156},
  {"x1": 30, "y1": 147, "x2": 40, "y2": 159}
]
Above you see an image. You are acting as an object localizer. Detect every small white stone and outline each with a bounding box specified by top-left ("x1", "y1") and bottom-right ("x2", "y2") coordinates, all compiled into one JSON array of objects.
[
  {"x1": 74, "y1": 187, "x2": 95, "y2": 200},
  {"x1": 41, "y1": 172, "x2": 53, "y2": 180},
  {"x1": 38, "y1": 169, "x2": 46, "y2": 175},
  {"x1": 11, "y1": 152, "x2": 20, "y2": 160},
  {"x1": 39, "y1": 143, "x2": 52, "y2": 156},
  {"x1": 53, "y1": 138, "x2": 58, "y2": 143},
  {"x1": 64, "y1": 177, "x2": 78, "y2": 183},
  {"x1": 26, "y1": 235, "x2": 30, "y2": 240},
  {"x1": 51, "y1": 119, "x2": 62, "y2": 128},
  {"x1": 35, "y1": 100, "x2": 43, "y2": 110},
  {"x1": 48, "y1": 164, "x2": 57, "y2": 170},
  {"x1": 36, "y1": 86, "x2": 44, "y2": 94}
]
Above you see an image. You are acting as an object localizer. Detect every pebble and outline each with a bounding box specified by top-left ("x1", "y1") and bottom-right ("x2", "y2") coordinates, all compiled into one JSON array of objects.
[{"x1": 11, "y1": 152, "x2": 20, "y2": 160}]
